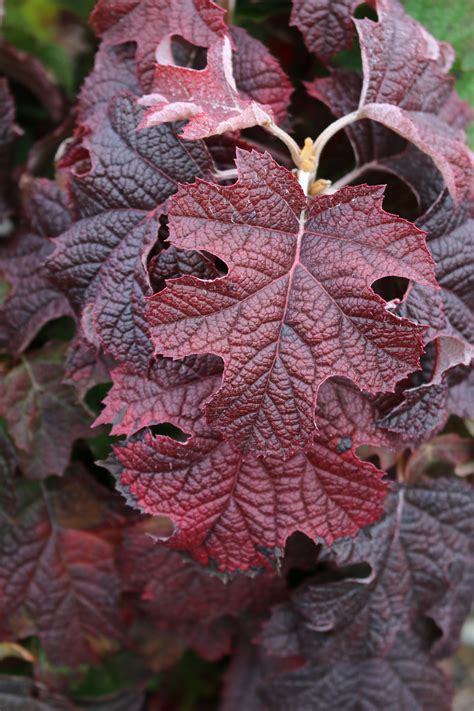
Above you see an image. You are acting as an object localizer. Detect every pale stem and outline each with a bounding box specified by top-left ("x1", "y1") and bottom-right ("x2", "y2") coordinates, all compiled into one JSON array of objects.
[
  {"x1": 327, "y1": 161, "x2": 377, "y2": 193},
  {"x1": 311, "y1": 110, "x2": 360, "y2": 178},
  {"x1": 213, "y1": 168, "x2": 239, "y2": 181},
  {"x1": 297, "y1": 169, "x2": 312, "y2": 195},
  {"x1": 264, "y1": 121, "x2": 302, "y2": 167}
]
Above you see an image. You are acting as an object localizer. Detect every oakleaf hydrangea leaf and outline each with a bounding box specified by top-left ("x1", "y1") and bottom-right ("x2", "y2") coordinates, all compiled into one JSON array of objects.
[
  {"x1": 0, "y1": 343, "x2": 92, "y2": 479},
  {"x1": 355, "y1": 0, "x2": 473, "y2": 202},
  {"x1": 48, "y1": 94, "x2": 213, "y2": 373},
  {"x1": 106, "y1": 357, "x2": 388, "y2": 574},
  {"x1": 290, "y1": 0, "x2": 363, "y2": 63},
  {"x1": 262, "y1": 478, "x2": 474, "y2": 661},
  {"x1": 0, "y1": 471, "x2": 123, "y2": 666},
  {"x1": 148, "y1": 149, "x2": 436, "y2": 458},
  {"x1": 90, "y1": 0, "x2": 227, "y2": 90},
  {"x1": 118, "y1": 519, "x2": 285, "y2": 658},
  {"x1": 139, "y1": 37, "x2": 275, "y2": 139},
  {"x1": 263, "y1": 636, "x2": 452, "y2": 711},
  {"x1": 229, "y1": 26, "x2": 293, "y2": 126},
  {"x1": 0, "y1": 179, "x2": 74, "y2": 355}
]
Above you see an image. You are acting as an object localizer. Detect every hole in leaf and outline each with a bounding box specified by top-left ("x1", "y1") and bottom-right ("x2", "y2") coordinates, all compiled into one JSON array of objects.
[
  {"x1": 361, "y1": 169, "x2": 420, "y2": 220},
  {"x1": 29, "y1": 315, "x2": 76, "y2": 349},
  {"x1": 412, "y1": 615, "x2": 443, "y2": 651},
  {"x1": 372, "y1": 276, "x2": 409, "y2": 302},
  {"x1": 148, "y1": 515, "x2": 176, "y2": 541},
  {"x1": 85, "y1": 381, "x2": 113, "y2": 415},
  {"x1": 410, "y1": 340, "x2": 437, "y2": 387},
  {"x1": 354, "y1": 2, "x2": 378, "y2": 21},
  {"x1": 206, "y1": 252, "x2": 228, "y2": 275},
  {"x1": 336, "y1": 560, "x2": 372, "y2": 580},
  {"x1": 149, "y1": 422, "x2": 190, "y2": 442},
  {"x1": 356, "y1": 446, "x2": 382, "y2": 469},
  {"x1": 170, "y1": 36, "x2": 208, "y2": 69}
]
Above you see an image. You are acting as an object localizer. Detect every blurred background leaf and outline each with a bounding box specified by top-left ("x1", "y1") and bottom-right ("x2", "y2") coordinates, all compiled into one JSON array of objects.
[{"x1": 2, "y1": 0, "x2": 95, "y2": 95}]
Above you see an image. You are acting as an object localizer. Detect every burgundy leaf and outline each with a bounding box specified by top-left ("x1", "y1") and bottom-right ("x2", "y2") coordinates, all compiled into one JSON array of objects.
[
  {"x1": 107, "y1": 356, "x2": 387, "y2": 573},
  {"x1": 0, "y1": 343, "x2": 92, "y2": 478},
  {"x1": 291, "y1": 0, "x2": 363, "y2": 63},
  {"x1": 220, "y1": 637, "x2": 286, "y2": 711},
  {"x1": 355, "y1": 0, "x2": 472, "y2": 202},
  {"x1": 48, "y1": 94, "x2": 213, "y2": 373},
  {"x1": 263, "y1": 635, "x2": 452, "y2": 711},
  {"x1": 139, "y1": 37, "x2": 274, "y2": 139},
  {"x1": 399, "y1": 190, "x2": 474, "y2": 352},
  {"x1": 148, "y1": 149, "x2": 436, "y2": 458},
  {"x1": 118, "y1": 519, "x2": 285, "y2": 659},
  {"x1": 114, "y1": 429, "x2": 387, "y2": 574},
  {"x1": 63, "y1": 329, "x2": 111, "y2": 397},
  {"x1": 148, "y1": 242, "x2": 219, "y2": 293},
  {"x1": 95, "y1": 354, "x2": 222, "y2": 435},
  {"x1": 78, "y1": 42, "x2": 140, "y2": 131},
  {"x1": 262, "y1": 479, "x2": 474, "y2": 662},
  {"x1": 307, "y1": 70, "x2": 409, "y2": 183},
  {"x1": 309, "y1": 71, "x2": 470, "y2": 209},
  {"x1": 377, "y1": 382, "x2": 448, "y2": 445},
  {"x1": 384, "y1": 190, "x2": 474, "y2": 442},
  {"x1": 0, "y1": 472, "x2": 123, "y2": 666},
  {"x1": 448, "y1": 365, "x2": 474, "y2": 420},
  {"x1": 90, "y1": 0, "x2": 226, "y2": 91},
  {"x1": 0, "y1": 179, "x2": 74, "y2": 355},
  {"x1": 229, "y1": 26, "x2": 293, "y2": 126}
]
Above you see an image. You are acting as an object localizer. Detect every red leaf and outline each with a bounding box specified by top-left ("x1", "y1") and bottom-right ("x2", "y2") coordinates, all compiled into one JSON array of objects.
[
  {"x1": 355, "y1": 0, "x2": 472, "y2": 202},
  {"x1": 106, "y1": 357, "x2": 388, "y2": 574},
  {"x1": 261, "y1": 478, "x2": 474, "y2": 704},
  {"x1": 228, "y1": 26, "x2": 293, "y2": 126},
  {"x1": 0, "y1": 179, "x2": 74, "y2": 355},
  {"x1": 140, "y1": 37, "x2": 274, "y2": 139},
  {"x1": 378, "y1": 382, "x2": 448, "y2": 446},
  {"x1": 291, "y1": 0, "x2": 363, "y2": 63},
  {"x1": 148, "y1": 149, "x2": 436, "y2": 457},
  {"x1": 305, "y1": 1, "x2": 473, "y2": 203},
  {"x1": 63, "y1": 330, "x2": 112, "y2": 397},
  {"x1": 90, "y1": 0, "x2": 226, "y2": 91},
  {"x1": 0, "y1": 343, "x2": 92, "y2": 479},
  {"x1": 95, "y1": 354, "x2": 222, "y2": 436},
  {"x1": 118, "y1": 520, "x2": 285, "y2": 659},
  {"x1": 399, "y1": 191, "x2": 474, "y2": 353},
  {"x1": 48, "y1": 94, "x2": 213, "y2": 373},
  {"x1": 148, "y1": 242, "x2": 219, "y2": 293},
  {"x1": 78, "y1": 43, "x2": 140, "y2": 131},
  {"x1": 263, "y1": 635, "x2": 452, "y2": 711},
  {"x1": 448, "y1": 365, "x2": 474, "y2": 420},
  {"x1": 307, "y1": 70, "x2": 407, "y2": 175},
  {"x1": 0, "y1": 471, "x2": 123, "y2": 666}
]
